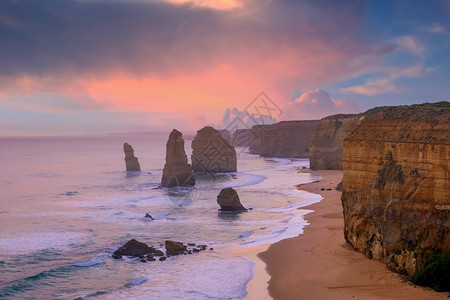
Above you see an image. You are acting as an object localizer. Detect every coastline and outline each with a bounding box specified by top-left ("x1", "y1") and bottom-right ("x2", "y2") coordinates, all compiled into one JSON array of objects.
[{"x1": 255, "y1": 170, "x2": 447, "y2": 299}]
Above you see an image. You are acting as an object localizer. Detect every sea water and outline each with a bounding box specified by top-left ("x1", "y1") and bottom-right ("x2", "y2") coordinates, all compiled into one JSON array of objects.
[{"x1": 0, "y1": 133, "x2": 322, "y2": 299}]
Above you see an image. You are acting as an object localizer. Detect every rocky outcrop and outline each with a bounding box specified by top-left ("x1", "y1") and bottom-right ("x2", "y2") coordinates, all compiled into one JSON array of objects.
[
  {"x1": 217, "y1": 187, "x2": 247, "y2": 211},
  {"x1": 165, "y1": 240, "x2": 187, "y2": 256},
  {"x1": 161, "y1": 129, "x2": 195, "y2": 187},
  {"x1": 309, "y1": 114, "x2": 363, "y2": 170},
  {"x1": 123, "y1": 143, "x2": 141, "y2": 171},
  {"x1": 341, "y1": 102, "x2": 450, "y2": 277},
  {"x1": 112, "y1": 239, "x2": 212, "y2": 261},
  {"x1": 112, "y1": 239, "x2": 154, "y2": 258},
  {"x1": 230, "y1": 121, "x2": 319, "y2": 158},
  {"x1": 191, "y1": 126, "x2": 237, "y2": 173}
]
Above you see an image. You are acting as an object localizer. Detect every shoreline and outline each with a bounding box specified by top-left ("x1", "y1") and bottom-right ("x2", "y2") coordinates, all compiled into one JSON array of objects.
[{"x1": 254, "y1": 169, "x2": 447, "y2": 299}]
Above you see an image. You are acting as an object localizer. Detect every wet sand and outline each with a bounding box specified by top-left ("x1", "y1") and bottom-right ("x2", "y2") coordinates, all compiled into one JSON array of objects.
[{"x1": 255, "y1": 170, "x2": 447, "y2": 300}]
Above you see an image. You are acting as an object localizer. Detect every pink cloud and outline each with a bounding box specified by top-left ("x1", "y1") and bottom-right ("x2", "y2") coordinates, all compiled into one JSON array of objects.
[
  {"x1": 0, "y1": 0, "x2": 389, "y2": 133},
  {"x1": 281, "y1": 89, "x2": 360, "y2": 120}
]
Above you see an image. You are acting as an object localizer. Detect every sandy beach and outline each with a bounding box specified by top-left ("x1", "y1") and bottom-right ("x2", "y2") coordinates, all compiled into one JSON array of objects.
[{"x1": 253, "y1": 170, "x2": 448, "y2": 300}]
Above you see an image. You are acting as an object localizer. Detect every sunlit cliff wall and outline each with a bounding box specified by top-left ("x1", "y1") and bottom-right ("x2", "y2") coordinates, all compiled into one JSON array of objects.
[{"x1": 341, "y1": 102, "x2": 450, "y2": 276}]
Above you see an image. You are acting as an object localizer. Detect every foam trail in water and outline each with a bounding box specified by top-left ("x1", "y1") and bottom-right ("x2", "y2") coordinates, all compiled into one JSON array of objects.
[
  {"x1": 126, "y1": 277, "x2": 148, "y2": 287},
  {"x1": 73, "y1": 257, "x2": 104, "y2": 267}
]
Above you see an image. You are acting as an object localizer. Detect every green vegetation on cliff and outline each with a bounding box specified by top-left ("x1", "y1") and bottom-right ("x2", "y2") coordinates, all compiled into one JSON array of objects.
[{"x1": 411, "y1": 251, "x2": 450, "y2": 292}]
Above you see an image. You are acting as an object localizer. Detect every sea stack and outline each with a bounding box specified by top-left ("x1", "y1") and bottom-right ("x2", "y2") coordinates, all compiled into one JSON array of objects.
[
  {"x1": 341, "y1": 102, "x2": 450, "y2": 277},
  {"x1": 191, "y1": 126, "x2": 237, "y2": 173},
  {"x1": 217, "y1": 187, "x2": 247, "y2": 211},
  {"x1": 123, "y1": 143, "x2": 141, "y2": 171},
  {"x1": 161, "y1": 129, "x2": 195, "y2": 187}
]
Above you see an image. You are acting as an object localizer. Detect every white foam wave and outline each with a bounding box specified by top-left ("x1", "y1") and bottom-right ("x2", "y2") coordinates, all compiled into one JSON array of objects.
[
  {"x1": 126, "y1": 276, "x2": 148, "y2": 287},
  {"x1": 73, "y1": 257, "x2": 105, "y2": 267}
]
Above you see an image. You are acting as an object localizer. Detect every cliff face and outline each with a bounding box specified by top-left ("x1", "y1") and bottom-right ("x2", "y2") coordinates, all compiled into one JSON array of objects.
[
  {"x1": 161, "y1": 129, "x2": 195, "y2": 187},
  {"x1": 256, "y1": 121, "x2": 319, "y2": 158},
  {"x1": 341, "y1": 103, "x2": 450, "y2": 276},
  {"x1": 191, "y1": 126, "x2": 237, "y2": 173},
  {"x1": 123, "y1": 143, "x2": 141, "y2": 171},
  {"x1": 309, "y1": 114, "x2": 363, "y2": 170},
  {"x1": 232, "y1": 121, "x2": 318, "y2": 158},
  {"x1": 229, "y1": 127, "x2": 265, "y2": 150}
]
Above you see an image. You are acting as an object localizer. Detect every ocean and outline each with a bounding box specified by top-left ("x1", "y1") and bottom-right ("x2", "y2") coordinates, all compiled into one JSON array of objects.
[{"x1": 0, "y1": 133, "x2": 321, "y2": 299}]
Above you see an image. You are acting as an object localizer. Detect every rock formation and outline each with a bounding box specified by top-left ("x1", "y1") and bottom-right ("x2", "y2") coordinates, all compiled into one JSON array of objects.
[
  {"x1": 309, "y1": 114, "x2": 363, "y2": 170},
  {"x1": 341, "y1": 102, "x2": 450, "y2": 276},
  {"x1": 161, "y1": 129, "x2": 195, "y2": 187},
  {"x1": 112, "y1": 239, "x2": 154, "y2": 258},
  {"x1": 191, "y1": 126, "x2": 237, "y2": 173},
  {"x1": 112, "y1": 239, "x2": 211, "y2": 261},
  {"x1": 165, "y1": 240, "x2": 187, "y2": 256},
  {"x1": 123, "y1": 143, "x2": 141, "y2": 171},
  {"x1": 229, "y1": 121, "x2": 319, "y2": 158},
  {"x1": 217, "y1": 187, "x2": 247, "y2": 211}
]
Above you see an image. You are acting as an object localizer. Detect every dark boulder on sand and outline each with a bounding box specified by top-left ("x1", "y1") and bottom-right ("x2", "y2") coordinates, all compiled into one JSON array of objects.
[
  {"x1": 113, "y1": 239, "x2": 154, "y2": 257},
  {"x1": 217, "y1": 188, "x2": 247, "y2": 211}
]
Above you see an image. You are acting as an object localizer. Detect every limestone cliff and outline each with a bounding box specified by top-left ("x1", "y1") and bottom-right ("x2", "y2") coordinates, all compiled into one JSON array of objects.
[
  {"x1": 123, "y1": 143, "x2": 141, "y2": 171},
  {"x1": 254, "y1": 121, "x2": 319, "y2": 158},
  {"x1": 341, "y1": 102, "x2": 450, "y2": 276},
  {"x1": 161, "y1": 129, "x2": 195, "y2": 187},
  {"x1": 228, "y1": 121, "x2": 319, "y2": 158},
  {"x1": 309, "y1": 114, "x2": 363, "y2": 170},
  {"x1": 191, "y1": 126, "x2": 237, "y2": 173}
]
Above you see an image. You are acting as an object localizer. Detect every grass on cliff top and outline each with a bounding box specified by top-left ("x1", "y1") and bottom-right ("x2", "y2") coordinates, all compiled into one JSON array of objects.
[
  {"x1": 364, "y1": 101, "x2": 450, "y2": 117},
  {"x1": 410, "y1": 250, "x2": 450, "y2": 292}
]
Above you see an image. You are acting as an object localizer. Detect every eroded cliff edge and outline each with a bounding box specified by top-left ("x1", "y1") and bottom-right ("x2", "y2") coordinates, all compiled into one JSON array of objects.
[
  {"x1": 309, "y1": 114, "x2": 363, "y2": 170},
  {"x1": 341, "y1": 102, "x2": 450, "y2": 276}
]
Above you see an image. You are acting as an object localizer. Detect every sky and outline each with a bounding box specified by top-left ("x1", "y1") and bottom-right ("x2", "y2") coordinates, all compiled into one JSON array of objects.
[{"x1": 0, "y1": 0, "x2": 449, "y2": 136}]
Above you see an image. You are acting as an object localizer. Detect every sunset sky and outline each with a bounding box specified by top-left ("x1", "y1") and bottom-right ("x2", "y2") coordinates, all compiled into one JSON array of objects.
[{"x1": 0, "y1": 0, "x2": 449, "y2": 136}]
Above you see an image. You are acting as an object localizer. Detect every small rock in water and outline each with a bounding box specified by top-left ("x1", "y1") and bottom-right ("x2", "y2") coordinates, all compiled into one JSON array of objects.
[
  {"x1": 320, "y1": 188, "x2": 325, "y2": 191},
  {"x1": 140, "y1": 259, "x2": 147, "y2": 263},
  {"x1": 113, "y1": 239, "x2": 153, "y2": 257},
  {"x1": 153, "y1": 250, "x2": 165, "y2": 257},
  {"x1": 146, "y1": 254, "x2": 156, "y2": 261},
  {"x1": 165, "y1": 240, "x2": 187, "y2": 256},
  {"x1": 112, "y1": 253, "x2": 122, "y2": 259},
  {"x1": 193, "y1": 248, "x2": 200, "y2": 253},
  {"x1": 159, "y1": 256, "x2": 167, "y2": 261},
  {"x1": 197, "y1": 245, "x2": 207, "y2": 251},
  {"x1": 217, "y1": 188, "x2": 247, "y2": 212},
  {"x1": 187, "y1": 243, "x2": 196, "y2": 246},
  {"x1": 144, "y1": 213, "x2": 154, "y2": 220},
  {"x1": 209, "y1": 248, "x2": 214, "y2": 251},
  {"x1": 62, "y1": 191, "x2": 79, "y2": 196}
]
